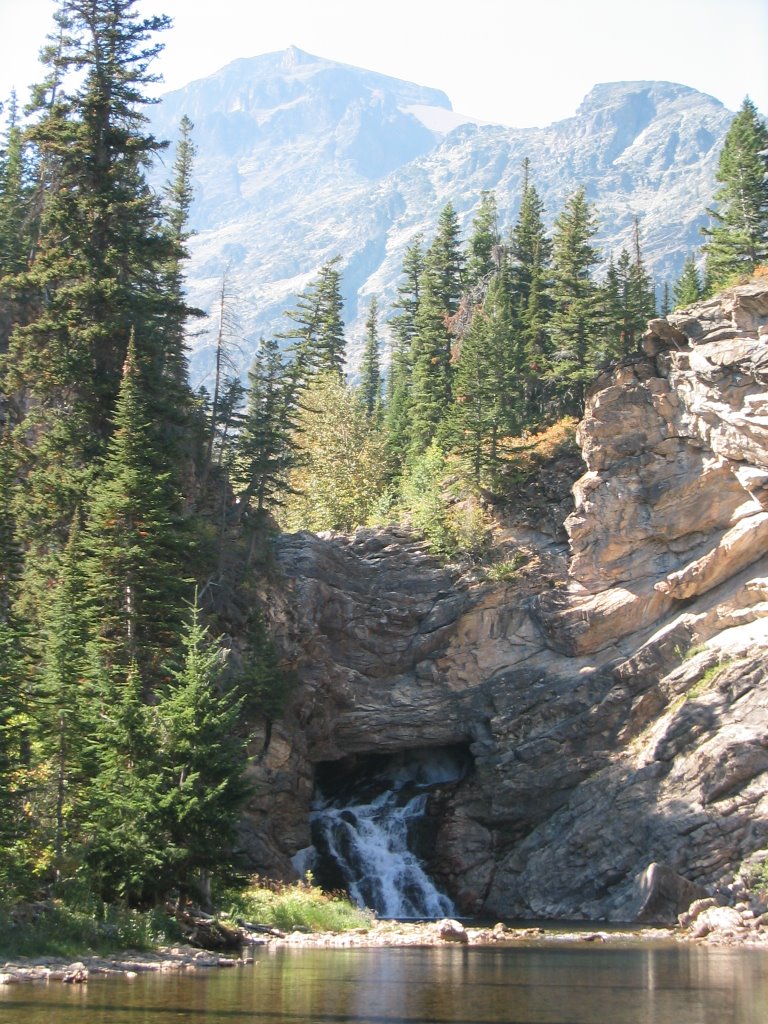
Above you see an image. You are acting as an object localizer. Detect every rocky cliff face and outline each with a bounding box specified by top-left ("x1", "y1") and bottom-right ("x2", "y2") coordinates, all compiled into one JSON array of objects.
[{"x1": 242, "y1": 282, "x2": 768, "y2": 923}]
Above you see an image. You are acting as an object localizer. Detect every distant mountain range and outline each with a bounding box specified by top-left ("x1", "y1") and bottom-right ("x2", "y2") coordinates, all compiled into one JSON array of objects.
[{"x1": 149, "y1": 46, "x2": 735, "y2": 385}]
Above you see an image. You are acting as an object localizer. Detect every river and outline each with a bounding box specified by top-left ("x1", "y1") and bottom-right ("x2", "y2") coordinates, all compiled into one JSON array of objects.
[{"x1": 2, "y1": 940, "x2": 766, "y2": 1023}]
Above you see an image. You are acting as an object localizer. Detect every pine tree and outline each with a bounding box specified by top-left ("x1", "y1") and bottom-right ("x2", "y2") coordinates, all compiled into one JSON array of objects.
[
  {"x1": 465, "y1": 191, "x2": 500, "y2": 290},
  {"x1": 601, "y1": 248, "x2": 636, "y2": 360},
  {"x1": 548, "y1": 187, "x2": 602, "y2": 416},
  {"x1": 0, "y1": 92, "x2": 34, "y2": 324},
  {"x1": 385, "y1": 236, "x2": 424, "y2": 470},
  {"x1": 428, "y1": 202, "x2": 464, "y2": 316},
  {"x1": 508, "y1": 169, "x2": 552, "y2": 422},
  {"x1": 4, "y1": 0, "x2": 176, "y2": 435},
  {"x1": 449, "y1": 269, "x2": 516, "y2": 485},
  {"x1": 0, "y1": 427, "x2": 29, "y2": 891},
  {"x1": 359, "y1": 296, "x2": 382, "y2": 418},
  {"x1": 209, "y1": 376, "x2": 246, "y2": 469},
  {"x1": 408, "y1": 262, "x2": 453, "y2": 457},
  {"x1": 233, "y1": 337, "x2": 297, "y2": 520},
  {"x1": 280, "y1": 257, "x2": 346, "y2": 386},
  {"x1": 155, "y1": 592, "x2": 250, "y2": 904},
  {"x1": 160, "y1": 114, "x2": 199, "y2": 392},
  {"x1": 702, "y1": 97, "x2": 768, "y2": 289},
  {"x1": 82, "y1": 659, "x2": 167, "y2": 904},
  {"x1": 673, "y1": 254, "x2": 704, "y2": 308},
  {"x1": 1, "y1": 0, "x2": 186, "y2": 631},
  {"x1": 389, "y1": 236, "x2": 425, "y2": 353},
  {"x1": 35, "y1": 517, "x2": 94, "y2": 879},
  {"x1": 83, "y1": 335, "x2": 191, "y2": 685},
  {"x1": 0, "y1": 92, "x2": 35, "y2": 372}
]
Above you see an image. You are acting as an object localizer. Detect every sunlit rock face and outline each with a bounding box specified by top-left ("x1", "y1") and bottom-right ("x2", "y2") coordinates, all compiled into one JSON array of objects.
[
  {"x1": 242, "y1": 284, "x2": 768, "y2": 923},
  {"x1": 150, "y1": 54, "x2": 733, "y2": 383}
]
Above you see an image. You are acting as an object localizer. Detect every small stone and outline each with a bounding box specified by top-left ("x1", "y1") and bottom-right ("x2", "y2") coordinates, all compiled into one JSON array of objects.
[
  {"x1": 437, "y1": 919, "x2": 469, "y2": 944},
  {"x1": 679, "y1": 897, "x2": 717, "y2": 928},
  {"x1": 62, "y1": 963, "x2": 88, "y2": 984}
]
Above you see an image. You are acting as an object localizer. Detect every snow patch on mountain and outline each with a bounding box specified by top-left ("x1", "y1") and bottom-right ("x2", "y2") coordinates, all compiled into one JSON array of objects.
[{"x1": 403, "y1": 104, "x2": 491, "y2": 134}]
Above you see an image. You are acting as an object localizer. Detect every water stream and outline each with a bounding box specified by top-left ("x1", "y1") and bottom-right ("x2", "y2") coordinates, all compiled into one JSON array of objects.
[
  {"x1": 302, "y1": 747, "x2": 469, "y2": 918},
  {"x1": 5, "y1": 944, "x2": 767, "y2": 1024}
]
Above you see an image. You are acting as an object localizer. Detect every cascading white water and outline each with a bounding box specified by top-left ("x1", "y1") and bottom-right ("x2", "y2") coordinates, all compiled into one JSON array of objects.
[{"x1": 303, "y1": 748, "x2": 467, "y2": 919}]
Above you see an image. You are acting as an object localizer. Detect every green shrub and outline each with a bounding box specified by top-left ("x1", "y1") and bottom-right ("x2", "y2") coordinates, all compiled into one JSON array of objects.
[
  {"x1": 744, "y1": 858, "x2": 768, "y2": 897},
  {"x1": 231, "y1": 876, "x2": 374, "y2": 933},
  {"x1": 485, "y1": 551, "x2": 529, "y2": 582},
  {"x1": 399, "y1": 444, "x2": 457, "y2": 558},
  {"x1": 0, "y1": 898, "x2": 181, "y2": 957}
]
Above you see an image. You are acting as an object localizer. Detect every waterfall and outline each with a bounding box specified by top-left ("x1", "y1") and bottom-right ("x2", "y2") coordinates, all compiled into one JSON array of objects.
[{"x1": 302, "y1": 748, "x2": 468, "y2": 919}]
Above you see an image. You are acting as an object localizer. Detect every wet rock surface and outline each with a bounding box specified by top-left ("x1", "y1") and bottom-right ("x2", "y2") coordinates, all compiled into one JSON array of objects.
[{"x1": 242, "y1": 283, "x2": 768, "y2": 925}]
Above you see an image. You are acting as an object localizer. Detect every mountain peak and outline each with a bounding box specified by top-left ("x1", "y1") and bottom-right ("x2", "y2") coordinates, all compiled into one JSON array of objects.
[
  {"x1": 280, "y1": 44, "x2": 314, "y2": 68},
  {"x1": 149, "y1": 60, "x2": 733, "y2": 385},
  {"x1": 576, "y1": 80, "x2": 726, "y2": 116}
]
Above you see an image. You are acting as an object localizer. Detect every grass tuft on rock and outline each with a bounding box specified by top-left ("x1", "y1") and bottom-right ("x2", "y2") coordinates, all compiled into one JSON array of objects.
[{"x1": 231, "y1": 876, "x2": 374, "y2": 933}]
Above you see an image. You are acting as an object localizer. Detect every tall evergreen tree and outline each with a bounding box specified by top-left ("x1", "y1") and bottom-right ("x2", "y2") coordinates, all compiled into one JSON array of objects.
[
  {"x1": 0, "y1": 0, "x2": 187, "y2": 633},
  {"x1": 465, "y1": 191, "x2": 500, "y2": 290},
  {"x1": 35, "y1": 517, "x2": 94, "y2": 879},
  {"x1": 508, "y1": 169, "x2": 552, "y2": 421},
  {"x1": 384, "y1": 236, "x2": 424, "y2": 469},
  {"x1": 0, "y1": 426, "x2": 29, "y2": 891},
  {"x1": 4, "y1": 0, "x2": 176, "y2": 434},
  {"x1": 358, "y1": 296, "x2": 382, "y2": 418},
  {"x1": 408, "y1": 262, "x2": 453, "y2": 456},
  {"x1": 155, "y1": 592, "x2": 250, "y2": 904},
  {"x1": 600, "y1": 247, "x2": 649, "y2": 360},
  {"x1": 83, "y1": 334, "x2": 191, "y2": 686},
  {"x1": 427, "y1": 202, "x2": 464, "y2": 316},
  {"x1": 280, "y1": 257, "x2": 346, "y2": 386},
  {"x1": 82, "y1": 658, "x2": 167, "y2": 904},
  {"x1": 702, "y1": 97, "x2": 768, "y2": 289},
  {"x1": 674, "y1": 253, "x2": 704, "y2": 308},
  {"x1": 160, "y1": 114, "x2": 198, "y2": 392},
  {"x1": 0, "y1": 91, "x2": 34, "y2": 332},
  {"x1": 449, "y1": 268, "x2": 516, "y2": 485},
  {"x1": 548, "y1": 187, "x2": 602, "y2": 416},
  {"x1": 233, "y1": 336, "x2": 297, "y2": 520},
  {"x1": 388, "y1": 235, "x2": 425, "y2": 354}
]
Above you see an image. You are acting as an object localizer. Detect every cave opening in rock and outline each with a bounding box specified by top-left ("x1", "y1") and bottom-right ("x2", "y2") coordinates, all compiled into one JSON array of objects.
[{"x1": 296, "y1": 744, "x2": 473, "y2": 919}]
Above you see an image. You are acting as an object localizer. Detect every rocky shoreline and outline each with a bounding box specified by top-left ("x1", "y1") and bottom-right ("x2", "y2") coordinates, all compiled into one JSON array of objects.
[{"x1": 3, "y1": 905, "x2": 766, "y2": 985}]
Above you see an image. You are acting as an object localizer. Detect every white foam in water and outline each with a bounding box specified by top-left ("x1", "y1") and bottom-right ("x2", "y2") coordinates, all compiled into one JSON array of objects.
[{"x1": 310, "y1": 751, "x2": 463, "y2": 918}]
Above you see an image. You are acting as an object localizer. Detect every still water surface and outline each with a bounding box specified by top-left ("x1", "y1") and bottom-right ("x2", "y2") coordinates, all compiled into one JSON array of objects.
[{"x1": 1, "y1": 942, "x2": 766, "y2": 1024}]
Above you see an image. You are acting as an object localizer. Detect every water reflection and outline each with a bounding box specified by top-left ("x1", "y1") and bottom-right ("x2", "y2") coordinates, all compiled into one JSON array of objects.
[{"x1": 1, "y1": 942, "x2": 766, "y2": 1024}]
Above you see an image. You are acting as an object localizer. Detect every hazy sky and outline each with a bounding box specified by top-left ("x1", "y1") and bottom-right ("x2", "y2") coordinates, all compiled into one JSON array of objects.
[{"x1": 0, "y1": 0, "x2": 766, "y2": 127}]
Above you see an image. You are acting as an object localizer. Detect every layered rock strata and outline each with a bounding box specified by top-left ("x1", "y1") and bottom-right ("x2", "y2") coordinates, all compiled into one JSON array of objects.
[{"x1": 243, "y1": 283, "x2": 768, "y2": 923}]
